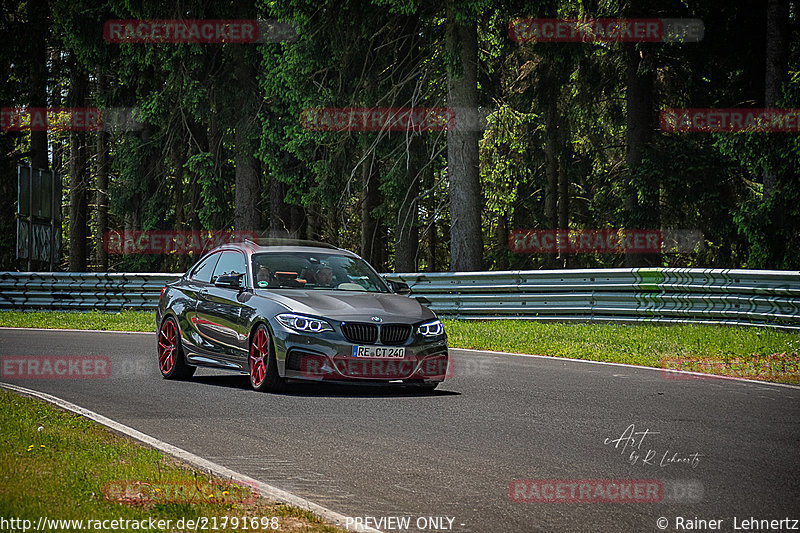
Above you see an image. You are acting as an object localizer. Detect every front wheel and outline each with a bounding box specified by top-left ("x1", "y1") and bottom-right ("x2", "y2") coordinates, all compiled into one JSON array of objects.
[
  {"x1": 249, "y1": 324, "x2": 286, "y2": 392},
  {"x1": 158, "y1": 316, "x2": 196, "y2": 380}
]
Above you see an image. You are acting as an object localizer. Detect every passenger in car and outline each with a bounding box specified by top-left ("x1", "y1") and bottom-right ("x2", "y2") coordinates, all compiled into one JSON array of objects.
[{"x1": 256, "y1": 265, "x2": 272, "y2": 286}]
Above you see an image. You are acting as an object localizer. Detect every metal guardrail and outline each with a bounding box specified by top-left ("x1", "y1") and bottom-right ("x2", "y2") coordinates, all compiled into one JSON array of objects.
[
  {"x1": 0, "y1": 268, "x2": 798, "y2": 329},
  {"x1": 0, "y1": 272, "x2": 181, "y2": 311},
  {"x1": 385, "y1": 268, "x2": 800, "y2": 330}
]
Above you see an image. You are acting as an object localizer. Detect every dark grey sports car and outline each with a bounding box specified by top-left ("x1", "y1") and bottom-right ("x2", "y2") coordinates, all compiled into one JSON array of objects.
[{"x1": 156, "y1": 240, "x2": 449, "y2": 392}]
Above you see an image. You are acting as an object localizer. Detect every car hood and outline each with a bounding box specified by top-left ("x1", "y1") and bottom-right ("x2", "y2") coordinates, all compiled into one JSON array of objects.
[{"x1": 254, "y1": 289, "x2": 436, "y2": 323}]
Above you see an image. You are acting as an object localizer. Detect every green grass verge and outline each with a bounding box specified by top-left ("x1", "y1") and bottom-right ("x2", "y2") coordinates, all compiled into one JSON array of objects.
[
  {"x1": 443, "y1": 319, "x2": 800, "y2": 384},
  {"x1": 0, "y1": 311, "x2": 797, "y2": 384},
  {"x1": 0, "y1": 389, "x2": 345, "y2": 533},
  {"x1": 0, "y1": 310, "x2": 155, "y2": 332}
]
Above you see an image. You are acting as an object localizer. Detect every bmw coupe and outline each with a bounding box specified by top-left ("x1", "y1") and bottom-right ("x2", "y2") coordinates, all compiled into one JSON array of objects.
[{"x1": 156, "y1": 240, "x2": 449, "y2": 392}]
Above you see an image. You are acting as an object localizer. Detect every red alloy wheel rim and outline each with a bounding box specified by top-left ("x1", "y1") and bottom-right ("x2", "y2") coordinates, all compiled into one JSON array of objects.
[
  {"x1": 250, "y1": 328, "x2": 268, "y2": 386},
  {"x1": 158, "y1": 320, "x2": 176, "y2": 374}
]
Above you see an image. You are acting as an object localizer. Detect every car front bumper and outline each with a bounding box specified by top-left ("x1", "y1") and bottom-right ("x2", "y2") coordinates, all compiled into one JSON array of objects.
[{"x1": 274, "y1": 329, "x2": 449, "y2": 385}]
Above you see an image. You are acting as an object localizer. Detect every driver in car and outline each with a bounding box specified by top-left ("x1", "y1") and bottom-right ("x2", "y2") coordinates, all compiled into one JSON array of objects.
[{"x1": 315, "y1": 265, "x2": 335, "y2": 287}]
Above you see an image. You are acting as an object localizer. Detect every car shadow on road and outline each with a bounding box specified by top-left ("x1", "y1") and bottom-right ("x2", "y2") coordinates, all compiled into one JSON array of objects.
[
  {"x1": 190, "y1": 374, "x2": 459, "y2": 397},
  {"x1": 282, "y1": 382, "x2": 460, "y2": 398},
  {"x1": 191, "y1": 374, "x2": 252, "y2": 390}
]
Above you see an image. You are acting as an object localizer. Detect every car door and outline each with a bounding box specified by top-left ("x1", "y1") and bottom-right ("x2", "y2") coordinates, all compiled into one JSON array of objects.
[
  {"x1": 178, "y1": 251, "x2": 221, "y2": 359},
  {"x1": 193, "y1": 250, "x2": 252, "y2": 369}
]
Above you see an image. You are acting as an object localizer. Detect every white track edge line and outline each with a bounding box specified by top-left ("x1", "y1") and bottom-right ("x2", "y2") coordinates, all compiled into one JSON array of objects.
[
  {"x1": 449, "y1": 348, "x2": 800, "y2": 390},
  {"x1": 0, "y1": 382, "x2": 382, "y2": 533}
]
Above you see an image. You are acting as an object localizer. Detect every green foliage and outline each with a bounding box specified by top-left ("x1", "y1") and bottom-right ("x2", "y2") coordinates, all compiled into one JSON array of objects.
[
  {"x1": 714, "y1": 73, "x2": 800, "y2": 269},
  {"x1": 186, "y1": 152, "x2": 228, "y2": 228},
  {"x1": 0, "y1": 310, "x2": 155, "y2": 331},
  {"x1": 1, "y1": 0, "x2": 797, "y2": 272}
]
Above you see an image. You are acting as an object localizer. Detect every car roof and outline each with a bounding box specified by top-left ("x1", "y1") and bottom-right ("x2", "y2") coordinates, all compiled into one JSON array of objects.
[{"x1": 210, "y1": 238, "x2": 358, "y2": 258}]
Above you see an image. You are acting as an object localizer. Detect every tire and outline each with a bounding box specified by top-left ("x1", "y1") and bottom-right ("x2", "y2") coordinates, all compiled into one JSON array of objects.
[
  {"x1": 249, "y1": 324, "x2": 286, "y2": 392},
  {"x1": 158, "y1": 316, "x2": 196, "y2": 380}
]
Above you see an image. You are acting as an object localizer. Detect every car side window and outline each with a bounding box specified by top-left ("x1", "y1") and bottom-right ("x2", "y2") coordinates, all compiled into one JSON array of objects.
[
  {"x1": 211, "y1": 251, "x2": 247, "y2": 285},
  {"x1": 190, "y1": 252, "x2": 220, "y2": 283}
]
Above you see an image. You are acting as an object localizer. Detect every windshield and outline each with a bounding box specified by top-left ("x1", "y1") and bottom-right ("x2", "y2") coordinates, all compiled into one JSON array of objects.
[{"x1": 252, "y1": 251, "x2": 389, "y2": 292}]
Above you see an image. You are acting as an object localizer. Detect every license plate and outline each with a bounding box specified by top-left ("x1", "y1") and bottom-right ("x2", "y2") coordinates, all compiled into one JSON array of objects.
[{"x1": 351, "y1": 346, "x2": 406, "y2": 358}]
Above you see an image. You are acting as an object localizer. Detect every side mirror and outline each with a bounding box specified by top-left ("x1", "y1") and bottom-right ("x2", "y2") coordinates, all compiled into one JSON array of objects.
[
  {"x1": 215, "y1": 273, "x2": 243, "y2": 290},
  {"x1": 389, "y1": 280, "x2": 411, "y2": 295}
]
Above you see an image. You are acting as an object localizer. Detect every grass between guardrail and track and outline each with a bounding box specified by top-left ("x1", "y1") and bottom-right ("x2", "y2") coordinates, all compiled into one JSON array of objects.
[
  {"x1": 0, "y1": 311, "x2": 798, "y2": 384},
  {"x1": 0, "y1": 310, "x2": 155, "y2": 332},
  {"x1": 0, "y1": 389, "x2": 345, "y2": 533},
  {"x1": 444, "y1": 320, "x2": 800, "y2": 384}
]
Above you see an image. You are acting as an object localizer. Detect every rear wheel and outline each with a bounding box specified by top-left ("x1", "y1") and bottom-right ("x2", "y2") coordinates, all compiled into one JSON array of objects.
[
  {"x1": 158, "y1": 316, "x2": 195, "y2": 380},
  {"x1": 249, "y1": 324, "x2": 286, "y2": 392}
]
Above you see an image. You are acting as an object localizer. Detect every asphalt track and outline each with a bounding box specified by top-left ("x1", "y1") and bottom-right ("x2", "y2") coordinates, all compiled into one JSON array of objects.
[{"x1": 1, "y1": 328, "x2": 798, "y2": 533}]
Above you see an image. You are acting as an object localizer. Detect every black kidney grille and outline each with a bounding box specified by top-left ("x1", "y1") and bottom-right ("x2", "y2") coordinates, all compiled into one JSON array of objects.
[
  {"x1": 380, "y1": 324, "x2": 412, "y2": 345},
  {"x1": 341, "y1": 323, "x2": 378, "y2": 344}
]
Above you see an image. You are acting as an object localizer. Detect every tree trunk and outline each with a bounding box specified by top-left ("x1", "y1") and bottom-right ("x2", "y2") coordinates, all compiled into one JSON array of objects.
[
  {"x1": 208, "y1": 109, "x2": 225, "y2": 229},
  {"x1": 68, "y1": 66, "x2": 88, "y2": 272},
  {"x1": 558, "y1": 144, "x2": 571, "y2": 268},
  {"x1": 234, "y1": 121, "x2": 261, "y2": 231},
  {"x1": 289, "y1": 204, "x2": 305, "y2": 240},
  {"x1": 394, "y1": 188, "x2": 419, "y2": 272},
  {"x1": 326, "y1": 207, "x2": 340, "y2": 247},
  {"x1": 269, "y1": 176, "x2": 289, "y2": 238},
  {"x1": 188, "y1": 121, "x2": 208, "y2": 238},
  {"x1": 233, "y1": 41, "x2": 261, "y2": 232},
  {"x1": 306, "y1": 206, "x2": 319, "y2": 241},
  {"x1": 361, "y1": 153, "x2": 383, "y2": 268},
  {"x1": 623, "y1": 44, "x2": 657, "y2": 268},
  {"x1": 173, "y1": 140, "x2": 188, "y2": 271},
  {"x1": 395, "y1": 137, "x2": 421, "y2": 273},
  {"x1": 393, "y1": 14, "x2": 422, "y2": 273},
  {"x1": 543, "y1": 95, "x2": 559, "y2": 268},
  {"x1": 28, "y1": 0, "x2": 48, "y2": 172},
  {"x1": 495, "y1": 213, "x2": 509, "y2": 270},
  {"x1": 425, "y1": 168, "x2": 439, "y2": 272},
  {"x1": 95, "y1": 69, "x2": 109, "y2": 271},
  {"x1": 427, "y1": 215, "x2": 438, "y2": 272},
  {"x1": 763, "y1": 0, "x2": 789, "y2": 199},
  {"x1": 446, "y1": 3, "x2": 482, "y2": 271},
  {"x1": 190, "y1": 170, "x2": 202, "y2": 232}
]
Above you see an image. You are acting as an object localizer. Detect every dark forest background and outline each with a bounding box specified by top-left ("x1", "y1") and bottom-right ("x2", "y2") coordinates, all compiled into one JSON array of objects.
[{"x1": 1, "y1": 0, "x2": 798, "y2": 273}]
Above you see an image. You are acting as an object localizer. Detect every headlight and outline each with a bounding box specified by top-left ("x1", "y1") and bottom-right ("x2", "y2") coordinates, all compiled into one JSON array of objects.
[
  {"x1": 276, "y1": 313, "x2": 333, "y2": 333},
  {"x1": 417, "y1": 320, "x2": 444, "y2": 337}
]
